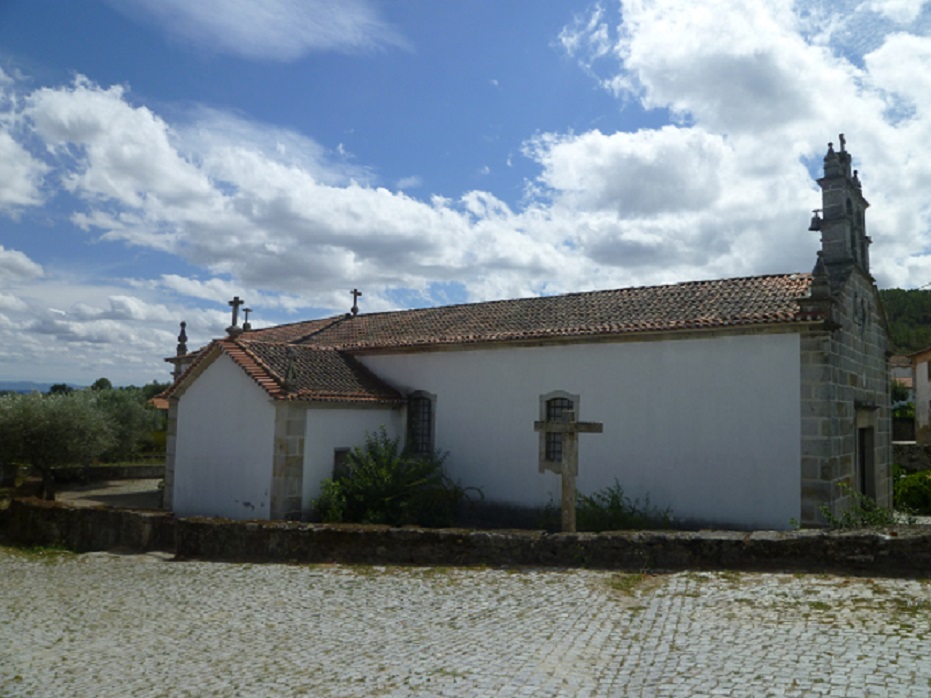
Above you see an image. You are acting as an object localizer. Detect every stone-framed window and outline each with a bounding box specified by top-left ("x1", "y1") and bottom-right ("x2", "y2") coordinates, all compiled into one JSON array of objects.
[
  {"x1": 407, "y1": 391, "x2": 436, "y2": 457},
  {"x1": 539, "y1": 390, "x2": 579, "y2": 469}
]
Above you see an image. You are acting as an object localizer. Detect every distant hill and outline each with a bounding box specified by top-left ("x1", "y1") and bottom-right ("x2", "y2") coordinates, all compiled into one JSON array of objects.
[
  {"x1": 880, "y1": 288, "x2": 931, "y2": 354},
  {"x1": 0, "y1": 381, "x2": 81, "y2": 394}
]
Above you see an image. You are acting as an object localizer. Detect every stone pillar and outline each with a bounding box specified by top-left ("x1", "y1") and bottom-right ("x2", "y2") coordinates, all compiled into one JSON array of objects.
[
  {"x1": 270, "y1": 403, "x2": 305, "y2": 520},
  {"x1": 163, "y1": 397, "x2": 179, "y2": 511}
]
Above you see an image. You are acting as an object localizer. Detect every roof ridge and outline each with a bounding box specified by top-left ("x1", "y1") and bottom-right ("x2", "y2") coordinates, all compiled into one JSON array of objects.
[{"x1": 303, "y1": 271, "x2": 817, "y2": 321}]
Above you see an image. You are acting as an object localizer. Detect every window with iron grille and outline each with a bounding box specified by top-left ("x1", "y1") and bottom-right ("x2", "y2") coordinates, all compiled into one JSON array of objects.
[
  {"x1": 545, "y1": 396, "x2": 575, "y2": 462},
  {"x1": 407, "y1": 392, "x2": 435, "y2": 457}
]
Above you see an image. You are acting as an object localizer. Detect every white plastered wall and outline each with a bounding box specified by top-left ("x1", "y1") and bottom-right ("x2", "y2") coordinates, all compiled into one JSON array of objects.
[
  {"x1": 360, "y1": 332, "x2": 801, "y2": 529},
  {"x1": 302, "y1": 406, "x2": 403, "y2": 510},
  {"x1": 173, "y1": 353, "x2": 276, "y2": 519}
]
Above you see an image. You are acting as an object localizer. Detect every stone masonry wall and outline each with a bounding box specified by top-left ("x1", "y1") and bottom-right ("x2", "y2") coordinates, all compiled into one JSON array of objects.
[
  {"x1": 3, "y1": 498, "x2": 930, "y2": 577},
  {"x1": 800, "y1": 269, "x2": 891, "y2": 525},
  {"x1": 270, "y1": 403, "x2": 305, "y2": 520}
]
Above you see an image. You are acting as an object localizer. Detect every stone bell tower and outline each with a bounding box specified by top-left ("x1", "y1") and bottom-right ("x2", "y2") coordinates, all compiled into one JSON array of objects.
[{"x1": 809, "y1": 134, "x2": 871, "y2": 273}]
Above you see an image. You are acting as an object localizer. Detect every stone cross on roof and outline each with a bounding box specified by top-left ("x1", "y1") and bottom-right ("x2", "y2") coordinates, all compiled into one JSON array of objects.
[
  {"x1": 351, "y1": 288, "x2": 362, "y2": 317},
  {"x1": 227, "y1": 296, "x2": 245, "y2": 336},
  {"x1": 228, "y1": 296, "x2": 244, "y2": 326}
]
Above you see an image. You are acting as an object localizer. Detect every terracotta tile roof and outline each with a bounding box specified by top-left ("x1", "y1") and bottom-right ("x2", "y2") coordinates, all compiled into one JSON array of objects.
[
  {"x1": 244, "y1": 273, "x2": 818, "y2": 351},
  {"x1": 240, "y1": 341, "x2": 403, "y2": 403},
  {"x1": 165, "y1": 339, "x2": 403, "y2": 405}
]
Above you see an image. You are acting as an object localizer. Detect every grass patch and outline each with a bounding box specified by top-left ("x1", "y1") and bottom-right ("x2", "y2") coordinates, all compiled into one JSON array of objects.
[
  {"x1": 1, "y1": 543, "x2": 74, "y2": 559},
  {"x1": 608, "y1": 571, "x2": 664, "y2": 598}
]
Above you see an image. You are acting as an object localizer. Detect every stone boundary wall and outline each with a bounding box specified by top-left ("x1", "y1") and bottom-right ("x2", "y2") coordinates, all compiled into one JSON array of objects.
[
  {"x1": 51, "y1": 465, "x2": 165, "y2": 483},
  {"x1": 3, "y1": 499, "x2": 175, "y2": 552},
  {"x1": 2, "y1": 498, "x2": 930, "y2": 577}
]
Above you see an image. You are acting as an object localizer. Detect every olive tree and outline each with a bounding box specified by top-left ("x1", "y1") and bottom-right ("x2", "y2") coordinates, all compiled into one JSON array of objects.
[
  {"x1": 0, "y1": 392, "x2": 114, "y2": 499},
  {"x1": 94, "y1": 387, "x2": 164, "y2": 462}
]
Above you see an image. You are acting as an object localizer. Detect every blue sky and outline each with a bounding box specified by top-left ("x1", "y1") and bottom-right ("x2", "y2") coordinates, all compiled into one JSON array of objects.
[{"x1": 1, "y1": 0, "x2": 931, "y2": 386}]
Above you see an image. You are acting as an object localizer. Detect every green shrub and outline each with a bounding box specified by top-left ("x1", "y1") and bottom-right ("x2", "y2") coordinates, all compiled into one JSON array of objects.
[
  {"x1": 894, "y1": 470, "x2": 931, "y2": 515},
  {"x1": 820, "y1": 482, "x2": 904, "y2": 528},
  {"x1": 577, "y1": 480, "x2": 672, "y2": 531},
  {"x1": 311, "y1": 428, "x2": 475, "y2": 527},
  {"x1": 542, "y1": 479, "x2": 672, "y2": 532}
]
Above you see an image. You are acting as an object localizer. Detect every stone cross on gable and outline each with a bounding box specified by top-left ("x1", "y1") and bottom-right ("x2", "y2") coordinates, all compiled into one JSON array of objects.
[
  {"x1": 228, "y1": 296, "x2": 244, "y2": 327},
  {"x1": 534, "y1": 410, "x2": 603, "y2": 533},
  {"x1": 351, "y1": 288, "x2": 362, "y2": 316}
]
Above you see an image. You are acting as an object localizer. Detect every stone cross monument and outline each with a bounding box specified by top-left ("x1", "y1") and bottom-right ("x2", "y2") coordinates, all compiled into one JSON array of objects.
[{"x1": 534, "y1": 410, "x2": 603, "y2": 532}]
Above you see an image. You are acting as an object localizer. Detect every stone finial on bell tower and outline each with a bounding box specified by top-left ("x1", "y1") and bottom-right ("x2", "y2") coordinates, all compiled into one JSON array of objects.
[
  {"x1": 176, "y1": 321, "x2": 188, "y2": 357},
  {"x1": 813, "y1": 134, "x2": 871, "y2": 273}
]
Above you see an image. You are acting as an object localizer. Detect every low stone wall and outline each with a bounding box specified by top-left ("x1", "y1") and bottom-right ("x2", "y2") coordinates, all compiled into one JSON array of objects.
[
  {"x1": 2, "y1": 498, "x2": 175, "y2": 552},
  {"x1": 52, "y1": 464, "x2": 165, "y2": 483},
  {"x1": 2, "y1": 498, "x2": 930, "y2": 576}
]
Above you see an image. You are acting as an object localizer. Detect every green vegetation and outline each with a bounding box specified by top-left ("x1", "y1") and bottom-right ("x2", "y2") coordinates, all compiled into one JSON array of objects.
[
  {"x1": 608, "y1": 571, "x2": 650, "y2": 595},
  {"x1": 880, "y1": 288, "x2": 931, "y2": 353},
  {"x1": 542, "y1": 479, "x2": 672, "y2": 532},
  {"x1": 94, "y1": 387, "x2": 164, "y2": 462},
  {"x1": 894, "y1": 469, "x2": 931, "y2": 515},
  {"x1": 0, "y1": 379, "x2": 168, "y2": 500},
  {"x1": 819, "y1": 482, "x2": 908, "y2": 528},
  {"x1": 311, "y1": 428, "x2": 476, "y2": 527},
  {"x1": 0, "y1": 391, "x2": 114, "y2": 499}
]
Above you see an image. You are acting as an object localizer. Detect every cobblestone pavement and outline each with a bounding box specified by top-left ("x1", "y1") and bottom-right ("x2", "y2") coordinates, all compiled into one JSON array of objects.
[{"x1": 2, "y1": 547, "x2": 930, "y2": 697}]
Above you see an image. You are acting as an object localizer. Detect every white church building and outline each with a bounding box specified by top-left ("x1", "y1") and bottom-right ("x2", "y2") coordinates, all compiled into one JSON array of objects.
[{"x1": 162, "y1": 138, "x2": 892, "y2": 530}]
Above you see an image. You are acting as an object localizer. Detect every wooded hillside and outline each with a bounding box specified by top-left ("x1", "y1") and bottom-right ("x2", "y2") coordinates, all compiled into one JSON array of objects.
[{"x1": 880, "y1": 288, "x2": 931, "y2": 354}]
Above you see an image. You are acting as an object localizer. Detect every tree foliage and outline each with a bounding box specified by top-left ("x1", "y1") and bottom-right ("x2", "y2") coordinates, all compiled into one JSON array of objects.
[
  {"x1": 90, "y1": 377, "x2": 113, "y2": 391},
  {"x1": 94, "y1": 387, "x2": 164, "y2": 462},
  {"x1": 879, "y1": 288, "x2": 931, "y2": 354},
  {"x1": 0, "y1": 378, "x2": 167, "y2": 499},
  {"x1": 0, "y1": 392, "x2": 115, "y2": 499}
]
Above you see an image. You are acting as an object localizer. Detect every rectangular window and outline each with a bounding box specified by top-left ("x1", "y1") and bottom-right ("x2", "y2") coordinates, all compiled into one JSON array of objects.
[
  {"x1": 407, "y1": 392, "x2": 434, "y2": 457},
  {"x1": 545, "y1": 397, "x2": 574, "y2": 462}
]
